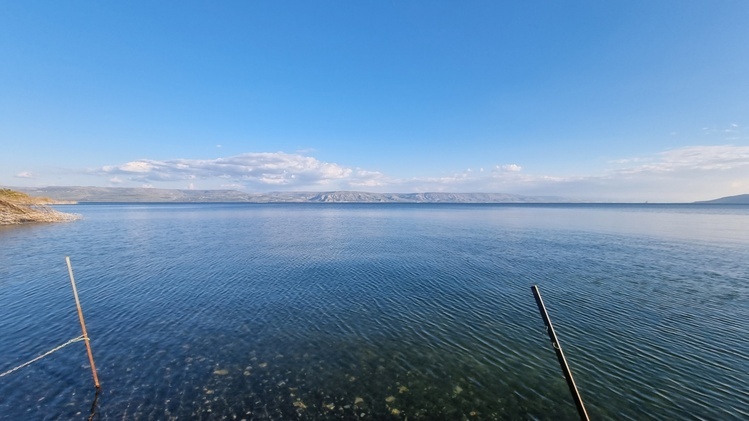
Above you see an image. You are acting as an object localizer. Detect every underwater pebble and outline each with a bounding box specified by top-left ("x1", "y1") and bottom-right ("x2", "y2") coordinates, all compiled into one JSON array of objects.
[
  {"x1": 354, "y1": 397, "x2": 364, "y2": 406},
  {"x1": 453, "y1": 385, "x2": 463, "y2": 395},
  {"x1": 213, "y1": 369, "x2": 229, "y2": 375},
  {"x1": 391, "y1": 408, "x2": 401, "y2": 415},
  {"x1": 243, "y1": 371, "x2": 251, "y2": 376},
  {"x1": 258, "y1": 363, "x2": 268, "y2": 368},
  {"x1": 385, "y1": 396, "x2": 396, "y2": 403},
  {"x1": 398, "y1": 386, "x2": 409, "y2": 394},
  {"x1": 293, "y1": 400, "x2": 307, "y2": 410}
]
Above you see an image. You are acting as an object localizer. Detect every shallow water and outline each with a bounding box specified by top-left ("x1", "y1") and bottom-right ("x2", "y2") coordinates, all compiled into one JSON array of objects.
[{"x1": 1, "y1": 204, "x2": 747, "y2": 420}]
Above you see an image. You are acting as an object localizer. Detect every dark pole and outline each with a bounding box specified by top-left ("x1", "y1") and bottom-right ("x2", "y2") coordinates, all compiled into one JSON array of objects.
[{"x1": 531, "y1": 285, "x2": 589, "y2": 421}]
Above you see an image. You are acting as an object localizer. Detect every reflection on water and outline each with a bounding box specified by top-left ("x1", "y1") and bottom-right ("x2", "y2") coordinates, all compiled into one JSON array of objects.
[{"x1": 0, "y1": 204, "x2": 747, "y2": 420}]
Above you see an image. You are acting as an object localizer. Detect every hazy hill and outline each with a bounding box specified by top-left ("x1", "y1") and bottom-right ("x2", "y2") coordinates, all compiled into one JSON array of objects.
[
  {"x1": 18, "y1": 186, "x2": 257, "y2": 202},
  {"x1": 695, "y1": 194, "x2": 749, "y2": 204},
  {"x1": 14, "y1": 186, "x2": 571, "y2": 203},
  {"x1": 306, "y1": 191, "x2": 566, "y2": 203}
]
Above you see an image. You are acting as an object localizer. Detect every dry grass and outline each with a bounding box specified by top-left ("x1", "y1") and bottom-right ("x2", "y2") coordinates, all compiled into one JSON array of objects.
[{"x1": 0, "y1": 189, "x2": 80, "y2": 225}]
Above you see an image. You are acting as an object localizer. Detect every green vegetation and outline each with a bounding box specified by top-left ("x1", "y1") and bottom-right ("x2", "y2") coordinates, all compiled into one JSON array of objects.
[{"x1": 0, "y1": 188, "x2": 80, "y2": 225}]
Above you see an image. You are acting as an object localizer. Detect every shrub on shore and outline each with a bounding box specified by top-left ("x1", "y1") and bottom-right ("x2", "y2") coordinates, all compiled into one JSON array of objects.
[{"x1": 0, "y1": 189, "x2": 80, "y2": 225}]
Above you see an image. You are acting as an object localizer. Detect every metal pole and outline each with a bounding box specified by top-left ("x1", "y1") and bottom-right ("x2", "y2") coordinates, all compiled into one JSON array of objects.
[
  {"x1": 531, "y1": 285, "x2": 589, "y2": 421},
  {"x1": 66, "y1": 256, "x2": 101, "y2": 389}
]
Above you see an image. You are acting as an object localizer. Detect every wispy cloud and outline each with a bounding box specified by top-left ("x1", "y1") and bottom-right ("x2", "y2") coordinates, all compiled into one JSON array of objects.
[
  {"x1": 97, "y1": 152, "x2": 358, "y2": 189},
  {"x1": 615, "y1": 145, "x2": 749, "y2": 174},
  {"x1": 391, "y1": 145, "x2": 749, "y2": 201},
  {"x1": 87, "y1": 144, "x2": 749, "y2": 202},
  {"x1": 497, "y1": 164, "x2": 522, "y2": 172},
  {"x1": 526, "y1": 145, "x2": 749, "y2": 201},
  {"x1": 701, "y1": 123, "x2": 745, "y2": 141},
  {"x1": 14, "y1": 171, "x2": 34, "y2": 178}
]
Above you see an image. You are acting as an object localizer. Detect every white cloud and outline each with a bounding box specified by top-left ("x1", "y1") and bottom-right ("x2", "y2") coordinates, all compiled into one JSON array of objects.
[
  {"x1": 378, "y1": 145, "x2": 749, "y2": 201},
  {"x1": 14, "y1": 171, "x2": 34, "y2": 178},
  {"x1": 516, "y1": 145, "x2": 749, "y2": 202},
  {"x1": 499, "y1": 164, "x2": 522, "y2": 172},
  {"x1": 348, "y1": 169, "x2": 389, "y2": 188},
  {"x1": 97, "y1": 152, "x2": 362, "y2": 190},
  {"x1": 85, "y1": 144, "x2": 748, "y2": 202},
  {"x1": 123, "y1": 161, "x2": 155, "y2": 173},
  {"x1": 619, "y1": 145, "x2": 749, "y2": 173}
]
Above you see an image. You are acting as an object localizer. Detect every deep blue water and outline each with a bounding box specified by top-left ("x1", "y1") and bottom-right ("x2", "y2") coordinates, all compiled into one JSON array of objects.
[{"x1": 1, "y1": 203, "x2": 747, "y2": 420}]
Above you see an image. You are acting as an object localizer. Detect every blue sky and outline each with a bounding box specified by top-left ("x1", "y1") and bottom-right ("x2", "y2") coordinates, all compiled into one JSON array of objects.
[{"x1": 1, "y1": 1, "x2": 748, "y2": 202}]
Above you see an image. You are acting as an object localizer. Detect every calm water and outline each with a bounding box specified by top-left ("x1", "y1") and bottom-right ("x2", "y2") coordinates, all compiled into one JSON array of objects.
[{"x1": 1, "y1": 204, "x2": 747, "y2": 420}]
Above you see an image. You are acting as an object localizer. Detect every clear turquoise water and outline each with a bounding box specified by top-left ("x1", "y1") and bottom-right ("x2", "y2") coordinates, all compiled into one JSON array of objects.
[{"x1": 1, "y1": 204, "x2": 747, "y2": 420}]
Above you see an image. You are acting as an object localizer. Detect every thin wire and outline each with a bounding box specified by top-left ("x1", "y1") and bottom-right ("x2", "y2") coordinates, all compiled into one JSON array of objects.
[{"x1": 0, "y1": 335, "x2": 87, "y2": 378}]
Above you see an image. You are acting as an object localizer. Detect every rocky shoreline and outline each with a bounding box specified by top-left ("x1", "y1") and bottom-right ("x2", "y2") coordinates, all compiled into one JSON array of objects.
[{"x1": 0, "y1": 189, "x2": 80, "y2": 225}]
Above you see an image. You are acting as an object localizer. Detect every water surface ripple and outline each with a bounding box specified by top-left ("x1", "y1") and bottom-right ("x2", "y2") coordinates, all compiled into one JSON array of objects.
[{"x1": 1, "y1": 204, "x2": 747, "y2": 420}]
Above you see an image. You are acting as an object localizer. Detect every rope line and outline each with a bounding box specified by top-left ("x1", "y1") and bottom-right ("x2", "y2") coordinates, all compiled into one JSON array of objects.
[{"x1": 0, "y1": 335, "x2": 87, "y2": 379}]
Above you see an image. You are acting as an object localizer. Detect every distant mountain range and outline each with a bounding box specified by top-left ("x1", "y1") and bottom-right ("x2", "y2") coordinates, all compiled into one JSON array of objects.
[
  {"x1": 11, "y1": 186, "x2": 748, "y2": 204},
  {"x1": 694, "y1": 194, "x2": 749, "y2": 204},
  {"x1": 13, "y1": 186, "x2": 573, "y2": 203}
]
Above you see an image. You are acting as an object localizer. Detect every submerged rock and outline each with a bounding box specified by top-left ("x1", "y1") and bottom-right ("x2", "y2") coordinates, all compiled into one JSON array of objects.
[{"x1": 293, "y1": 399, "x2": 307, "y2": 410}]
